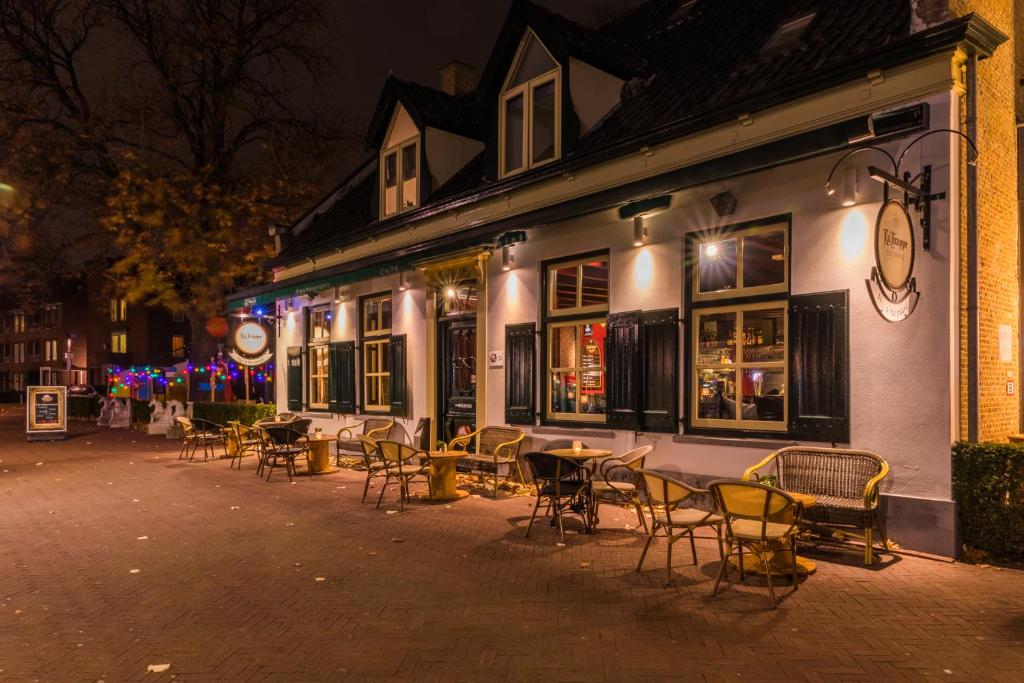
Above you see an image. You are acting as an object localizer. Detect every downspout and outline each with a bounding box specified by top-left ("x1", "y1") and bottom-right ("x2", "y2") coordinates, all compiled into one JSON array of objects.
[{"x1": 966, "y1": 53, "x2": 979, "y2": 442}]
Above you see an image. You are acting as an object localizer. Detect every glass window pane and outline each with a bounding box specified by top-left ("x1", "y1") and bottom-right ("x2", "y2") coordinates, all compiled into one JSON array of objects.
[
  {"x1": 380, "y1": 299, "x2": 392, "y2": 331},
  {"x1": 552, "y1": 265, "x2": 578, "y2": 310},
  {"x1": 696, "y1": 312, "x2": 736, "y2": 365},
  {"x1": 510, "y1": 35, "x2": 557, "y2": 87},
  {"x1": 366, "y1": 343, "x2": 378, "y2": 373},
  {"x1": 743, "y1": 232, "x2": 785, "y2": 287},
  {"x1": 366, "y1": 300, "x2": 379, "y2": 333},
  {"x1": 698, "y1": 238, "x2": 737, "y2": 293},
  {"x1": 401, "y1": 144, "x2": 417, "y2": 208},
  {"x1": 381, "y1": 340, "x2": 392, "y2": 373},
  {"x1": 580, "y1": 260, "x2": 608, "y2": 307},
  {"x1": 531, "y1": 79, "x2": 556, "y2": 163},
  {"x1": 697, "y1": 368, "x2": 737, "y2": 420},
  {"x1": 504, "y1": 93, "x2": 524, "y2": 173},
  {"x1": 381, "y1": 375, "x2": 391, "y2": 406},
  {"x1": 744, "y1": 368, "x2": 785, "y2": 421},
  {"x1": 366, "y1": 377, "x2": 378, "y2": 406},
  {"x1": 742, "y1": 308, "x2": 785, "y2": 363},
  {"x1": 551, "y1": 371, "x2": 576, "y2": 414},
  {"x1": 384, "y1": 152, "x2": 398, "y2": 214},
  {"x1": 550, "y1": 325, "x2": 577, "y2": 368}
]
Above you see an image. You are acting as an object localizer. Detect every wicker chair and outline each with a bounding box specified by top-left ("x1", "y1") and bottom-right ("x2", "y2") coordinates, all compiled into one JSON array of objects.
[
  {"x1": 336, "y1": 418, "x2": 395, "y2": 463},
  {"x1": 743, "y1": 446, "x2": 890, "y2": 565},
  {"x1": 591, "y1": 445, "x2": 653, "y2": 532},
  {"x1": 448, "y1": 426, "x2": 525, "y2": 497},
  {"x1": 176, "y1": 417, "x2": 226, "y2": 462},
  {"x1": 261, "y1": 424, "x2": 310, "y2": 482},
  {"x1": 357, "y1": 435, "x2": 389, "y2": 503},
  {"x1": 376, "y1": 440, "x2": 431, "y2": 512},
  {"x1": 523, "y1": 452, "x2": 591, "y2": 543},
  {"x1": 637, "y1": 470, "x2": 724, "y2": 581},
  {"x1": 227, "y1": 420, "x2": 263, "y2": 470},
  {"x1": 708, "y1": 479, "x2": 802, "y2": 609}
]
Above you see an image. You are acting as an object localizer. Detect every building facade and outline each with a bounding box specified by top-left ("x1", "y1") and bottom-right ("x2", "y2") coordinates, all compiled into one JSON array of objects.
[{"x1": 229, "y1": 0, "x2": 1019, "y2": 557}]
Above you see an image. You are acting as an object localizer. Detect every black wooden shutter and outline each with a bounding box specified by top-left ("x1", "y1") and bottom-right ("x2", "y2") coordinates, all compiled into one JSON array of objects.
[
  {"x1": 389, "y1": 334, "x2": 407, "y2": 417},
  {"x1": 641, "y1": 308, "x2": 679, "y2": 433},
  {"x1": 286, "y1": 347, "x2": 302, "y2": 411},
  {"x1": 789, "y1": 290, "x2": 849, "y2": 443},
  {"x1": 505, "y1": 323, "x2": 536, "y2": 424},
  {"x1": 332, "y1": 341, "x2": 356, "y2": 414},
  {"x1": 606, "y1": 311, "x2": 642, "y2": 430}
]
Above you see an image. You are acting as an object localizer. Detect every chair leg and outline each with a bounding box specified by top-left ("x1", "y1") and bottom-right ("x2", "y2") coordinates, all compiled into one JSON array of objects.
[
  {"x1": 716, "y1": 526, "x2": 725, "y2": 560},
  {"x1": 399, "y1": 480, "x2": 406, "y2": 513},
  {"x1": 666, "y1": 536, "x2": 674, "y2": 581},
  {"x1": 361, "y1": 472, "x2": 373, "y2": 502},
  {"x1": 634, "y1": 502, "x2": 649, "y2": 535},
  {"x1": 493, "y1": 470, "x2": 499, "y2": 498},
  {"x1": 762, "y1": 551, "x2": 778, "y2": 609},
  {"x1": 636, "y1": 529, "x2": 655, "y2": 572},
  {"x1": 376, "y1": 474, "x2": 388, "y2": 509},
  {"x1": 526, "y1": 496, "x2": 543, "y2": 538},
  {"x1": 689, "y1": 529, "x2": 698, "y2": 565},
  {"x1": 791, "y1": 536, "x2": 799, "y2": 590},
  {"x1": 737, "y1": 543, "x2": 745, "y2": 581},
  {"x1": 864, "y1": 527, "x2": 874, "y2": 565},
  {"x1": 555, "y1": 503, "x2": 566, "y2": 543},
  {"x1": 711, "y1": 540, "x2": 731, "y2": 598}
]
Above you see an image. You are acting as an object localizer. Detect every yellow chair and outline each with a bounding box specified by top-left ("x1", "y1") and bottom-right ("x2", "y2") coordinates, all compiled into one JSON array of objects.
[
  {"x1": 448, "y1": 426, "x2": 525, "y2": 497},
  {"x1": 376, "y1": 440, "x2": 432, "y2": 512},
  {"x1": 636, "y1": 470, "x2": 724, "y2": 581},
  {"x1": 708, "y1": 479, "x2": 802, "y2": 609},
  {"x1": 592, "y1": 445, "x2": 653, "y2": 532},
  {"x1": 336, "y1": 418, "x2": 395, "y2": 463},
  {"x1": 357, "y1": 435, "x2": 389, "y2": 503}
]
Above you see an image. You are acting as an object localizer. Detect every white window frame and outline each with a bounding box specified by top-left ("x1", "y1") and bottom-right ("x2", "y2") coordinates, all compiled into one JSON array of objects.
[
  {"x1": 380, "y1": 136, "x2": 420, "y2": 218},
  {"x1": 111, "y1": 330, "x2": 127, "y2": 354},
  {"x1": 361, "y1": 293, "x2": 392, "y2": 413},
  {"x1": 691, "y1": 222, "x2": 788, "y2": 302},
  {"x1": 499, "y1": 31, "x2": 561, "y2": 178},
  {"x1": 546, "y1": 255, "x2": 610, "y2": 317},
  {"x1": 547, "y1": 318, "x2": 607, "y2": 423},
  {"x1": 305, "y1": 305, "x2": 331, "y2": 410}
]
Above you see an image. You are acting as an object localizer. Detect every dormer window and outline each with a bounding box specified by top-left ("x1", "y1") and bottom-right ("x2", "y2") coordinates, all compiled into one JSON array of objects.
[
  {"x1": 380, "y1": 104, "x2": 420, "y2": 218},
  {"x1": 500, "y1": 32, "x2": 560, "y2": 178}
]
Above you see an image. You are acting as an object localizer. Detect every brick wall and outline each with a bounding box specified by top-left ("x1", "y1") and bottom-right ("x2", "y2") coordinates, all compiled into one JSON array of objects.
[{"x1": 936, "y1": 0, "x2": 1021, "y2": 440}]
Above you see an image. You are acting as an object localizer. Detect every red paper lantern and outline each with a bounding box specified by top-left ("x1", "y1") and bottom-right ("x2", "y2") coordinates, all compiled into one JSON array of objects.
[{"x1": 205, "y1": 316, "x2": 229, "y2": 338}]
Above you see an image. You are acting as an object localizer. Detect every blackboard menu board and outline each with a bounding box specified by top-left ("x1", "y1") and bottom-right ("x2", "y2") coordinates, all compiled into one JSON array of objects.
[{"x1": 27, "y1": 386, "x2": 67, "y2": 438}]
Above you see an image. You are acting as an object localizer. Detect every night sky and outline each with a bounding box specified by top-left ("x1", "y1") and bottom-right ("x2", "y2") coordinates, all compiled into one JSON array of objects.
[{"x1": 324, "y1": 0, "x2": 635, "y2": 127}]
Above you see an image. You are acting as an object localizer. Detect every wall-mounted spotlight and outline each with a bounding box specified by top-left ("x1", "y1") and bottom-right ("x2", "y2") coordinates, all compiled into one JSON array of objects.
[
  {"x1": 710, "y1": 190, "x2": 737, "y2": 217},
  {"x1": 398, "y1": 272, "x2": 410, "y2": 291},
  {"x1": 619, "y1": 194, "x2": 671, "y2": 247},
  {"x1": 840, "y1": 167, "x2": 858, "y2": 207},
  {"x1": 496, "y1": 230, "x2": 527, "y2": 272},
  {"x1": 632, "y1": 215, "x2": 647, "y2": 247}
]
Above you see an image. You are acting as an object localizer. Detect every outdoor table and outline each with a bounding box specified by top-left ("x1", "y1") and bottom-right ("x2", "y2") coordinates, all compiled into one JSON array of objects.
[
  {"x1": 730, "y1": 491, "x2": 818, "y2": 577},
  {"x1": 545, "y1": 448, "x2": 614, "y2": 531},
  {"x1": 305, "y1": 434, "x2": 336, "y2": 474},
  {"x1": 423, "y1": 450, "x2": 469, "y2": 501}
]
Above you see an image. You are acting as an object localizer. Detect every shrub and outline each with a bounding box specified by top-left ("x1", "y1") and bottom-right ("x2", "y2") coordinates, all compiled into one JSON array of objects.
[
  {"x1": 68, "y1": 396, "x2": 100, "y2": 419},
  {"x1": 191, "y1": 402, "x2": 276, "y2": 426},
  {"x1": 951, "y1": 441, "x2": 1024, "y2": 561}
]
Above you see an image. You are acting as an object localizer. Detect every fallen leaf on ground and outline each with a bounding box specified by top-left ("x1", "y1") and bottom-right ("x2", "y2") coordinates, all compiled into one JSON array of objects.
[
  {"x1": 556, "y1": 543, "x2": 567, "y2": 548},
  {"x1": 579, "y1": 562, "x2": 591, "y2": 569},
  {"x1": 391, "y1": 538, "x2": 403, "y2": 543},
  {"x1": 137, "y1": 536, "x2": 148, "y2": 541},
  {"x1": 285, "y1": 522, "x2": 295, "y2": 527},
  {"x1": 35, "y1": 462, "x2": 42, "y2": 466},
  {"x1": 128, "y1": 569, "x2": 140, "y2": 574},
  {"x1": 146, "y1": 663, "x2": 170, "y2": 673},
  {"x1": 230, "y1": 506, "x2": 240, "y2": 510},
  {"x1": 293, "y1": 562, "x2": 302, "y2": 567},
  {"x1": 315, "y1": 577, "x2": 325, "y2": 582},
  {"x1": 385, "y1": 510, "x2": 398, "y2": 515}
]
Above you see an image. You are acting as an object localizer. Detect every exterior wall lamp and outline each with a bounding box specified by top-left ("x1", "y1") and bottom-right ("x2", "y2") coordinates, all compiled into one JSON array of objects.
[
  {"x1": 497, "y1": 230, "x2": 527, "y2": 271},
  {"x1": 619, "y1": 195, "x2": 671, "y2": 247}
]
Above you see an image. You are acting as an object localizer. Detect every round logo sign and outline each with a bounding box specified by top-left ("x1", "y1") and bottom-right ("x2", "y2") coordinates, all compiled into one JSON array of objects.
[
  {"x1": 874, "y1": 200, "x2": 915, "y2": 291},
  {"x1": 234, "y1": 321, "x2": 269, "y2": 356}
]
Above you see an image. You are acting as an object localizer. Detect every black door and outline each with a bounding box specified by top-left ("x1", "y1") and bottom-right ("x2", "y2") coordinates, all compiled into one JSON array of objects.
[{"x1": 439, "y1": 317, "x2": 477, "y2": 443}]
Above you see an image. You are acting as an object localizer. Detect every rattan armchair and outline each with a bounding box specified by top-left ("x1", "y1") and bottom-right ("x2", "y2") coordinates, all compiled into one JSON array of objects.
[
  {"x1": 591, "y1": 445, "x2": 653, "y2": 532},
  {"x1": 524, "y1": 452, "x2": 591, "y2": 543},
  {"x1": 357, "y1": 435, "x2": 389, "y2": 503},
  {"x1": 637, "y1": 470, "x2": 724, "y2": 581},
  {"x1": 336, "y1": 418, "x2": 395, "y2": 463},
  {"x1": 743, "y1": 446, "x2": 890, "y2": 565},
  {"x1": 376, "y1": 440, "x2": 432, "y2": 512},
  {"x1": 708, "y1": 479, "x2": 802, "y2": 608},
  {"x1": 261, "y1": 424, "x2": 310, "y2": 482},
  {"x1": 176, "y1": 417, "x2": 226, "y2": 462},
  {"x1": 448, "y1": 426, "x2": 525, "y2": 497},
  {"x1": 227, "y1": 420, "x2": 263, "y2": 470}
]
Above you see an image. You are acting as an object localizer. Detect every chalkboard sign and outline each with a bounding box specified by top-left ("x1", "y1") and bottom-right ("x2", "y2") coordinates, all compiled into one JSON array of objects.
[{"x1": 26, "y1": 386, "x2": 67, "y2": 441}]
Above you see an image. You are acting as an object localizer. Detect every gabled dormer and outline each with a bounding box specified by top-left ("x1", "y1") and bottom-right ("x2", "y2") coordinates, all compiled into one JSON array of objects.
[
  {"x1": 380, "y1": 104, "x2": 421, "y2": 218},
  {"x1": 367, "y1": 74, "x2": 486, "y2": 221},
  {"x1": 499, "y1": 30, "x2": 561, "y2": 177}
]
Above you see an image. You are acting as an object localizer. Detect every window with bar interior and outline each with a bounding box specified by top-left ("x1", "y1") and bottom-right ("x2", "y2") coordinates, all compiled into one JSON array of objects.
[
  {"x1": 545, "y1": 254, "x2": 609, "y2": 422},
  {"x1": 307, "y1": 305, "x2": 331, "y2": 409},
  {"x1": 690, "y1": 221, "x2": 788, "y2": 431},
  {"x1": 361, "y1": 293, "x2": 392, "y2": 412}
]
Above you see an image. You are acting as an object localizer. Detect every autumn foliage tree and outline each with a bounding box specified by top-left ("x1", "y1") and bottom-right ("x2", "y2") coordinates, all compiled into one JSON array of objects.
[{"x1": 0, "y1": 0, "x2": 349, "y2": 362}]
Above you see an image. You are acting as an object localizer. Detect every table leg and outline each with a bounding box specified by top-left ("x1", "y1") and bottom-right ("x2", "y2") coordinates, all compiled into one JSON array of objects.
[
  {"x1": 729, "y1": 542, "x2": 816, "y2": 577},
  {"x1": 307, "y1": 442, "x2": 336, "y2": 475},
  {"x1": 427, "y1": 459, "x2": 468, "y2": 501}
]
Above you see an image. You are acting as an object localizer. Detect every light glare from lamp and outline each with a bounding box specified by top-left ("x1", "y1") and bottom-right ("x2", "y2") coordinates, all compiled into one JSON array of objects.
[
  {"x1": 839, "y1": 209, "x2": 869, "y2": 262},
  {"x1": 704, "y1": 242, "x2": 719, "y2": 258},
  {"x1": 446, "y1": 287, "x2": 456, "y2": 298}
]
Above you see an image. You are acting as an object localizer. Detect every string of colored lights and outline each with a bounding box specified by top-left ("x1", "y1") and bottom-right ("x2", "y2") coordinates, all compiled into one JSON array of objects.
[{"x1": 105, "y1": 362, "x2": 275, "y2": 390}]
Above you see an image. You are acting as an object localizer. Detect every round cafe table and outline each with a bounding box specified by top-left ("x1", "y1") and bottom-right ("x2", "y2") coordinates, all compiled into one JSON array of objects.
[
  {"x1": 423, "y1": 450, "x2": 469, "y2": 501},
  {"x1": 305, "y1": 434, "x2": 337, "y2": 475},
  {"x1": 729, "y1": 491, "x2": 817, "y2": 577}
]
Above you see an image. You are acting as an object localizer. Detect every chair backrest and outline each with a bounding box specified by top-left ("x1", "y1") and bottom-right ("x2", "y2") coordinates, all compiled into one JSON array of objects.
[
  {"x1": 541, "y1": 439, "x2": 589, "y2": 452},
  {"x1": 618, "y1": 445, "x2": 653, "y2": 471},
  {"x1": 176, "y1": 416, "x2": 194, "y2": 434},
  {"x1": 277, "y1": 412, "x2": 298, "y2": 421},
  {"x1": 264, "y1": 424, "x2": 303, "y2": 446},
  {"x1": 290, "y1": 418, "x2": 312, "y2": 435},
  {"x1": 773, "y1": 447, "x2": 886, "y2": 500},
  {"x1": 709, "y1": 479, "x2": 797, "y2": 528},
  {"x1": 479, "y1": 426, "x2": 524, "y2": 456},
  {"x1": 524, "y1": 451, "x2": 582, "y2": 484},
  {"x1": 362, "y1": 418, "x2": 394, "y2": 437},
  {"x1": 641, "y1": 470, "x2": 695, "y2": 507},
  {"x1": 357, "y1": 435, "x2": 380, "y2": 461},
  {"x1": 377, "y1": 440, "x2": 420, "y2": 466}
]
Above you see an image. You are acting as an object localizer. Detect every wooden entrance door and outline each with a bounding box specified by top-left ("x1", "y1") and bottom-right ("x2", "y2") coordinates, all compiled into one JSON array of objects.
[{"x1": 439, "y1": 317, "x2": 477, "y2": 443}]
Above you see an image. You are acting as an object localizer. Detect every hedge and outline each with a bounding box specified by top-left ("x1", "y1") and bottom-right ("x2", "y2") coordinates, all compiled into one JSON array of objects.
[
  {"x1": 68, "y1": 396, "x2": 152, "y2": 424},
  {"x1": 952, "y1": 441, "x2": 1024, "y2": 561},
  {"x1": 191, "y1": 402, "x2": 276, "y2": 426}
]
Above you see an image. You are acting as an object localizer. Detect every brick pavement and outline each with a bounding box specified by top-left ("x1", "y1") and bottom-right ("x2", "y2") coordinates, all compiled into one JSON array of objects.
[{"x1": 1, "y1": 408, "x2": 1023, "y2": 681}]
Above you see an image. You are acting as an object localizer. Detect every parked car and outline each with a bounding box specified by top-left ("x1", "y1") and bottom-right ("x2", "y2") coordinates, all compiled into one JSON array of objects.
[{"x1": 68, "y1": 385, "x2": 99, "y2": 397}]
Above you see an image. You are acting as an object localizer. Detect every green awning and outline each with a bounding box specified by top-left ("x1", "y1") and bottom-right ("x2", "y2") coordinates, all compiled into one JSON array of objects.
[{"x1": 226, "y1": 259, "x2": 413, "y2": 310}]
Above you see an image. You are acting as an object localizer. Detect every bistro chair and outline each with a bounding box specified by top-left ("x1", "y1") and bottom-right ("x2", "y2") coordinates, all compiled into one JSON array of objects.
[
  {"x1": 591, "y1": 445, "x2": 653, "y2": 532},
  {"x1": 227, "y1": 420, "x2": 263, "y2": 470},
  {"x1": 177, "y1": 417, "x2": 227, "y2": 462},
  {"x1": 636, "y1": 470, "x2": 724, "y2": 581},
  {"x1": 449, "y1": 426, "x2": 525, "y2": 497},
  {"x1": 357, "y1": 435, "x2": 389, "y2": 503},
  {"x1": 523, "y1": 451, "x2": 590, "y2": 543},
  {"x1": 176, "y1": 416, "x2": 198, "y2": 461},
  {"x1": 708, "y1": 479, "x2": 803, "y2": 609},
  {"x1": 375, "y1": 440, "x2": 432, "y2": 513},
  {"x1": 336, "y1": 418, "x2": 395, "y2": 463},
  {"x1": 261, "y1": 424, "x2": 311, "y2": 482}
]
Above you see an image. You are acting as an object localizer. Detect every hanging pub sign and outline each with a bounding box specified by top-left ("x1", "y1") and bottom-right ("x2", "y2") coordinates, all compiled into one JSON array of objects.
[
  {"x1": 228, "y1": 319, "x2": 274, "y2": 366},
  {"x1": 866, "y1": 199, "x2": 920, "y2": 322},
  {"x1": 26, "y1": 385, "x2": 67, "y2": 441}
]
